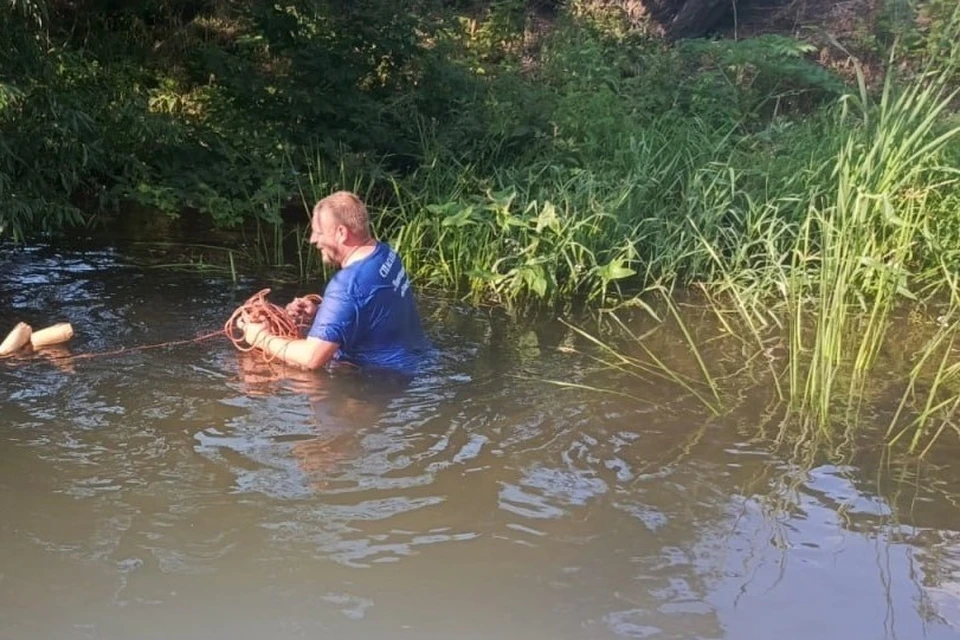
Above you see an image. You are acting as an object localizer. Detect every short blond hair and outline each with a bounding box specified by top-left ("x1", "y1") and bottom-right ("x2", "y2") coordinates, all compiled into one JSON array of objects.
[{"x1": 313, "y1": 191, "x2": 370, "y2": 239}]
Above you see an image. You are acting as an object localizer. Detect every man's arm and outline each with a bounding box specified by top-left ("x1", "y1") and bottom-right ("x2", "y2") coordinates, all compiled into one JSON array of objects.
[{"x1": 243, "y1": 321, "x2": 340, "y2": 371}]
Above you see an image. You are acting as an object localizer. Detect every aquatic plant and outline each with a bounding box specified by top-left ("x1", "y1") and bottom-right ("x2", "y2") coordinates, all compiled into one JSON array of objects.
[{"x1": 550, "y1": 55, "x2": 960, "y2": 454}]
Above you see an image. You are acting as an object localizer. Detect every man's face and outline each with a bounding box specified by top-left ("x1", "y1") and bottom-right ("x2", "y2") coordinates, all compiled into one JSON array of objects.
[{"x1": 310, "y1": 208, "x2": 343, "y2": 267}]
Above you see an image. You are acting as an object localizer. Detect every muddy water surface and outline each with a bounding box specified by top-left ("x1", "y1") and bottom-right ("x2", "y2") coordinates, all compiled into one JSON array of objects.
[{"x1": 2, "y1": 245, "x2": 960, "y2": 640}]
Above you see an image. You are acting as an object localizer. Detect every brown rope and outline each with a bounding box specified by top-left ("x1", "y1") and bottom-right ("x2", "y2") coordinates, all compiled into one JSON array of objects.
[
  {"x1": 224, "y1": 288, "x2": 320, "y2": 362},
  {"x1": 37, "y1": 330, "x2": 223, "y2": 362},
  {"x1": 12, "y1": 288, "x2": 320, "y2": 365}
]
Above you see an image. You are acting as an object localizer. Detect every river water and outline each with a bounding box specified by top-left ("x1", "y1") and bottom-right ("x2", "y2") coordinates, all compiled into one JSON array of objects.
[{"x1": 2, "y1": 244, "x2": 960, "y2": 640}]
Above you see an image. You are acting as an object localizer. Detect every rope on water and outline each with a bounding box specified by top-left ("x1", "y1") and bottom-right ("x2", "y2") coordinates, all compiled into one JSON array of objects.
[
  {"x1": 40, "y1": 330, "x2": 224, "y2": 362},
  {"x1": 8, "y1": 288, "x2": 320, "y2": 364}
]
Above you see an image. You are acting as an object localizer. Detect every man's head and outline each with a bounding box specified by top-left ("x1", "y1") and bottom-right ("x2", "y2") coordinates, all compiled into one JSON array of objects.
[{"x1": 310, "y1": 191, "x2": 372, "y2": 267}]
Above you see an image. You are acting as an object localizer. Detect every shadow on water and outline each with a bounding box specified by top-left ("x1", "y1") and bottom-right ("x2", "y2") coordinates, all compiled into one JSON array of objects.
[{"x1": 2, "y1": 242, "x2": 960, "y2": 639}]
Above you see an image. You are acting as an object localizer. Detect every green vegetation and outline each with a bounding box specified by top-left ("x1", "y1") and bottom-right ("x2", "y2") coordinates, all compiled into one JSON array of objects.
[{"x1": 3, "y1": 0, "x2": 959, "y2": 452}]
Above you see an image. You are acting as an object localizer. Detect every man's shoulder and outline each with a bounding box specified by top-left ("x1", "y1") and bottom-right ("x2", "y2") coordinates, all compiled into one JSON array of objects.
[
  {"x1": 322, "y1": 268, "x2": 356, "y2": 298},
  {"x1": 323, "y1": 243, "x2": 397, "y2": 294},
  {"x1": 358, "y1": 242, "x2": 403, "y2": 279}
]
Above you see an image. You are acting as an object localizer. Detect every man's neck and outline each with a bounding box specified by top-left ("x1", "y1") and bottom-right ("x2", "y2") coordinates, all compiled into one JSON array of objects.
[{"x1": 341, "y1": 238, "x2": 376, "y2": 268}]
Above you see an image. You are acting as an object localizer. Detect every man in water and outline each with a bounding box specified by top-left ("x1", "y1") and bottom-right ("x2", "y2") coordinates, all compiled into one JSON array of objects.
[{"x1": 240, "y1": 191, "x2": 428, "y2": 372}]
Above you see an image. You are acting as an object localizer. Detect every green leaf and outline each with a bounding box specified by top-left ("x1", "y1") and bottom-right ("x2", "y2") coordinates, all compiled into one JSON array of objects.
[
  {"x1": 896, "y1": 284, "x2": 917, "y2": 300},
  {"x1": 522, "y1": 265, "x2": 548, "y2": 298},
  {"x1": 441, "y1": 205, "x2": 476, "y2": 228},
  {"x1": 467, "y1": 268, "x2": 502, "y2": 283},
  {"x1": 535, "y1": 201, "x2": 561, "y2": 233},
  {"x1": 487, "y1": 188, "x2": 517, "y2": 212},
  {"x1": 858, "y1": 256, "x2": 888, "y2": 271},
  {"x1": 427, "y1": 202, "x2": 457, "y2": 215},
  {"x1": 881, "y1": 199, "x2": 907, "y2": 227},
  {"x1": 596, "y1": 258, "x2": 635, "y2": 282}
]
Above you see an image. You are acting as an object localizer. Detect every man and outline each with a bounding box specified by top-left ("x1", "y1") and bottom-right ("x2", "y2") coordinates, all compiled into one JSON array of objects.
[{"x1": 240, "y1": 191, "x2": 428, "y2": 372}]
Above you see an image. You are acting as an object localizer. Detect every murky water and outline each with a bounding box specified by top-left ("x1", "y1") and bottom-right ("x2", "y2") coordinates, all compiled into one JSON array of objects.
[{"x1": 2, "y1": 244, "x2": 960, "y2": 640}]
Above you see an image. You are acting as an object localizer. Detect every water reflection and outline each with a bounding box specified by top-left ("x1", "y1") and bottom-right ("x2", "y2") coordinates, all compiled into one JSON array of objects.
[
  {"x1": 202, "y1": 352, "x2": 391, "y2": 498},
  {"x1": 2, "y1": 244, "x2": 960, "y2": 639}
]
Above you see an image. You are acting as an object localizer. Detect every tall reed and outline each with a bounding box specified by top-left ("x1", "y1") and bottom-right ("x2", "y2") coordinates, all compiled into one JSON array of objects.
[
  {"x1": 560, "y1": 62, "x2": 960, "y2": 454},
  {"x1": 785, "y1": 64, "x2": 960, "y2": 428}
]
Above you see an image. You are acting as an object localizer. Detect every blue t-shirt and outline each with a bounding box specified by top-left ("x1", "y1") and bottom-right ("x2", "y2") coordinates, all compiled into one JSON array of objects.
[{"x1": 307, "y1": 242, "x2": 428, "y2": 371}]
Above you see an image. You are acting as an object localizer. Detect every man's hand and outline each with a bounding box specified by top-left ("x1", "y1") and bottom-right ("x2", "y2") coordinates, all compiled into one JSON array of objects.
[
  {"x1": 286, "y1": 296, "x2": 320, "y2": 330},
  {"x1": 237, "y1": 316, "x2": 269, "y2": 347}
]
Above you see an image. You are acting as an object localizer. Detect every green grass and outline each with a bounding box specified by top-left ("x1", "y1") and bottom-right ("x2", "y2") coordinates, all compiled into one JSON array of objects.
[{"x1": 524, "y1": 55, "x2": 960, "y2": 456}]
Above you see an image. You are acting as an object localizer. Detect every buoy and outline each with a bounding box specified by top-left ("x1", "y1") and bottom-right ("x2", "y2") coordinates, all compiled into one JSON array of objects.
[
  {"x1": 30, "y1": 322, "x2": 74, "y2": 350},
  {"x1": 0, "y1": 322, "x2": 33, "y2": 356}
]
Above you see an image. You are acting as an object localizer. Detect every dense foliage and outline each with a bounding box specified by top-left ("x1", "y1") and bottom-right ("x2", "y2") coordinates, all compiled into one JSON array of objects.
[
  {"x1": 1, "y1": 0, "x2": 957, "y2": 307},
  {"x1": 1, "y1": 0, "x2": 471, "y2": 235}
]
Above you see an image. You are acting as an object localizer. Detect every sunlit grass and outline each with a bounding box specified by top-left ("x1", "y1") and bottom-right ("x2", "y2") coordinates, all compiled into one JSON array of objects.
[{"x1": 543, "y1": 60, "x2": 960, "y2": 455}]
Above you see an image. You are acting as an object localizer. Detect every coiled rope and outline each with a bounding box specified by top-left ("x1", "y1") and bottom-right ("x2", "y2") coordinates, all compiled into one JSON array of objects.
[{"x1": 224, "y1": 288, "x2": 320, "y2": 360}]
